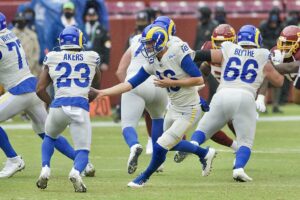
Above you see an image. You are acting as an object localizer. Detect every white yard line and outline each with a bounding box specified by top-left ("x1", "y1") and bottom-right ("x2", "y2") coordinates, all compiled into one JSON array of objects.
[{"x1": 1, "y1": 115, "x2": 299, "y2": 130}]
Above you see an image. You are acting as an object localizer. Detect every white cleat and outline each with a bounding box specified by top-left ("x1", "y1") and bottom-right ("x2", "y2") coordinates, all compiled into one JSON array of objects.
[
  {"x1": 127, "y1": 144, "x2": 143, "y2": 174},
  {"x1": 36, "y1": 165, "x2": 51, "y2": 189},
  {"x1": 81, "y1": 163, "x2": 95, "y2": 177},
  {"x1": 201, "y1": 148, "x2": 217, "y2": 177},
  {"x1": 127, "y1": 181, "x2": 145, "y2": 188},
  {"x1": 233, "y1": 168, "x2": 253, "y2": 182},
  {"x1": 145, "y1": 138, "x2": 153, "y2": 155},
  {"x1": 69, "y1": 168, "x2": 87, "y2": 192},
  {"x1": 0, "y1": 156, "x2": 25, "y2": 178}
]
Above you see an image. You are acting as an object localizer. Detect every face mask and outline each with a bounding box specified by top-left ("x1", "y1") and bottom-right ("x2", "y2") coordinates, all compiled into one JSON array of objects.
[
  {"x1": 89, "y1": 20, "x2": 97, "y2": 26},
  {"x1": 137, "y1": 25, "x2": 146, "y2": 32},
  {"x1": 64, "y1": 12, "x2": 74, "y2": 19},
  {"x1": 16, "y1": 21, "x2": 27, "y2": 30}
]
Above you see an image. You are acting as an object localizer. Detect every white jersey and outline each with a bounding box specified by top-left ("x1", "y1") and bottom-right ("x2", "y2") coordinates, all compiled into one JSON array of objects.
[
  {"x1": 0, "y1": 29, "x2": 33, "y2": 90},
  {"x1": 44, "y1": 50, "x2": 100, "y2": 99},
  {"x1": 143, "y1": 41, "x2": 199, "y2": 107},
  {"x1": 218, "y1": 41, "x2": 269, "y2": 97},
  {"x1": 126, "y1": 34, "x2": 183, "y2": 79}
]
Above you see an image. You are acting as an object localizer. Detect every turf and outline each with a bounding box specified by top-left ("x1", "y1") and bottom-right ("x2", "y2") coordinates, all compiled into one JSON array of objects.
[{"x1": 0, "y1": 105, "x2": 299, "y2": 200}]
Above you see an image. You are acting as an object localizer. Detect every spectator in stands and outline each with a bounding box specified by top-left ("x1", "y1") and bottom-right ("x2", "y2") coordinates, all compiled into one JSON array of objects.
[
  {"x1": 214, "y1": 5, "x2": 226, "y2": 24},
  {"x1": 125, "y1": 10, "x2": 151, "y2": 48},
  {"x1": 83, "y1": 7, "x2": 111, "y2": 89},
  {"x1": 194, "y1": 6, "x2": 218, "y2": 50},
  {"x1": 194, "y1": 6, "x2": 218, "y2": 103},
  {"x1": 259, "y1": 7, "x2": 283, "y2": 113},
  {"x1": 47, "y1": 1, "x2": 79, "y2": 52},
  {"x1": 12, "y1": 12, "x2": 40, "y2": 77},
  {"x1": 23, "y1": 8, "x2": 36, "y2": 31},
  {"x1": 284, "y1": 10, "x2": 300, "y2": 26}
]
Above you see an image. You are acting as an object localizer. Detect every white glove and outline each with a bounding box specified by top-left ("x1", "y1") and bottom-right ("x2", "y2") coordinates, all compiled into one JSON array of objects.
[
  {"x1": 271, "y1": 49, "x2": 284, "y2": 65},
  {"x1": 255, "y1": 94, "x2": 266, "y2": 112}
]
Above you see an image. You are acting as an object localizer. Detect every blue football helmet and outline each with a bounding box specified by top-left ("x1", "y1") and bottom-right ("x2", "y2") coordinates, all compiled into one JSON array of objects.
[
  {"x1": 153, "y1": 16, "x2": 176, "y2": 36},
  {"x1": 237, "y1": 25, "x2": 262, "y2": 48},
  {"x1": 0, "y1": 12, "x2": 7, "y2": 31},
  {"x1": 59, "y1": 26, "x2": 85, "y2": 50},
  {"x1": 140, "y1": 25, "x2": 169, "y2": 59}
]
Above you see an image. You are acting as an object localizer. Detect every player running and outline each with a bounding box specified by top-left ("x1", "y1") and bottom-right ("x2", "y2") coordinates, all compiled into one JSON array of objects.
[
  {"x1": 0, "y1": 12, "x2": 94, "y2": 178},
  {"x1": 36, "y1": 26, "x2": 100, "y2": 192}
]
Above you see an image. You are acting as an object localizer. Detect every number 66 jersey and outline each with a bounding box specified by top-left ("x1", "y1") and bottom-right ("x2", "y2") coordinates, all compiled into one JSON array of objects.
[
  {"x1": 218, "y1": 41, "x2": 270, "y2": 97},
  {"x1": 43, "y1": 50, "x2": 100, "y2": 110}
]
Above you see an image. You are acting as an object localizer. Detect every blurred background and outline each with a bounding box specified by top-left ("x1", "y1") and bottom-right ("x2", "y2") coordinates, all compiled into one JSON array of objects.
[{"x1": 1, "y1": 0, "x2": 299, "y2": 116}]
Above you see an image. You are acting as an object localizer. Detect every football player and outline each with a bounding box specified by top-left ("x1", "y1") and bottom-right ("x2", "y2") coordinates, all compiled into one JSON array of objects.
[
  {"x1": 36, "y1": 26, "x2": 100, "y2": 192},
  {"x1": 0, "y1": 13, "x2": 94, "y2": 178},
  {"x1": 93, "y1": 25, "x2": 217, "y2": 188},
  {"x1": 115, "y1": 18, "x2": 170, "y2": 174},
  {"x1": 116, "y1": 16, "x2": 196, "y2": 174},
  {"x1": 189, "y1": 25, "x2": 284, "y2": 182},
  {"x1": 271, "y1": 25, "x2": 300, "y2": 104}
]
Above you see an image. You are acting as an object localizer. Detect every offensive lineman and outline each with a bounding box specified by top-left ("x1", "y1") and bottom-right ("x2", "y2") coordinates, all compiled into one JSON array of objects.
[
  {"x1": 189, "y1": 25, "x2": 284, "y2": 182},
  {"x1": 36, "y1": 26, "x2": 100, "y2": 192}
]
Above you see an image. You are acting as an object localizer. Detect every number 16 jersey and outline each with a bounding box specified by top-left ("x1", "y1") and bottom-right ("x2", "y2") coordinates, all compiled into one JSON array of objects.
[{"x1": 219, "y1": 41, "x2": 270, "y2": 97}]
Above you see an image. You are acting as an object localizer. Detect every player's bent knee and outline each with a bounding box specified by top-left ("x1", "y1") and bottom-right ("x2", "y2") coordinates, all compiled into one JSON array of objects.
[{"x1": 157, "y1": 132, "x2": 181, "y2": 150}]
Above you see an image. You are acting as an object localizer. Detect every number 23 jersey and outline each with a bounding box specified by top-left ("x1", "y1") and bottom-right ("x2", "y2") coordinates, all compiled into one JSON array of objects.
[
  {"x1": 219, "y1": 41, "x2": 270, "y2": 97},
  {"x1": 43, "y1": 50, "x2": 100, "y2": 99}
]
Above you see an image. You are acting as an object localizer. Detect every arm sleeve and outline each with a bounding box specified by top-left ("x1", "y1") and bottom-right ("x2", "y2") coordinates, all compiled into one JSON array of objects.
[
  {"x1": 181, "y1": 54, "x2": 202, "y2": 77},
  {"x1": 194, "y1": 50, "x2": 212, "y2": 64},
  {"x1": 127, "y1": 67, "x2": 151, "y2": 88}
]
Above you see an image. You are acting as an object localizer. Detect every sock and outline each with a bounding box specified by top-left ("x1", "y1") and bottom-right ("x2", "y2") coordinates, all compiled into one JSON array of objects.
[
  {"x1": 143, "y1": 143, "x2": 168, "y2": 179},
  {"x1": 122, "y1": 127, "x2": 139, "y2": 148},
  {"x1": 171, "y1": 140, "x2": 208, "y2": 158},
  {"x1": 74, "y1": 150, "x2": 89, "y2": 173},
  {"x1": 211, "y1": 130, "x2": 234, "y2": 147},
  {"x1": 234, "y1": 146, "x2": 251, "y2": 169},
  {"x1": 42, "y1": 135, "x2": 56, "y2": 167},
  {"x1": 144, "y1": 112, "x2": 152, "y2": 137},
  {"x1": 0, "y1": 127, "x2": 17, "y2": 158},
  {"x1": 231, "y1": 141, "x2": 238, "y2": 151},
  {"x1": 191, "y1": 130, "x2": 206, "y2": 145},
  {"x1": 151, "y1": 118, "x2": 164, "y2": 146},
  {"x1": 39, "y1": 133, "x2": 76, "y2": 160}
]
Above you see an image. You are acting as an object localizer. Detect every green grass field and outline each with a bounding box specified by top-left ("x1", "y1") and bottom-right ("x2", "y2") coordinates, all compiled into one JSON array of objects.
[{"x1": 0, "y1": 105, "x2": 299, "y2": 200}]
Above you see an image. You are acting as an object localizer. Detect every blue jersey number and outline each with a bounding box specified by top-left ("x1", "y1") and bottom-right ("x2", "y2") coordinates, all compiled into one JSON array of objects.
[
  {"x1": 156, "y1": 69, "x2": 180, "y2": 92},
  {"x1": 55, "y1": 62, "x2": 90, "y2": 88},
  {"x1": 6, "y1": 40, "x2": 23, "y2": 69},
  {"x1": 224, "y1": 57, "x2": 258, "y2": 83}
]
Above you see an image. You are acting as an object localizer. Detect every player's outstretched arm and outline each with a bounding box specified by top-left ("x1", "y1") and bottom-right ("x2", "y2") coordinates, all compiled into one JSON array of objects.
[
  {"x1": 96, "y1": 67, "x2": 150, "y2": 99},
  {"x1": 116, "y1": 47, "x2": 131, "y2": 82},
  {"x1": 36, "y1": 65, "x2": 52, "y2": 105},
  {"x1": 263, "y1": 61, "x2": 284, "y2": 87},
  {"x1": 194, "y1": 49, "x2": 223, "y2": 65},
  {"x1": 274, "y1": 60, "x2": 300, "y2": 74}
]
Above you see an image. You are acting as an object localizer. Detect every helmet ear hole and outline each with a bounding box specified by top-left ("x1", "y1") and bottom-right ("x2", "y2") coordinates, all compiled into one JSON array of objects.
[{"x1": 59, "y1": 26, "x2": 84, "y2": 50}]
